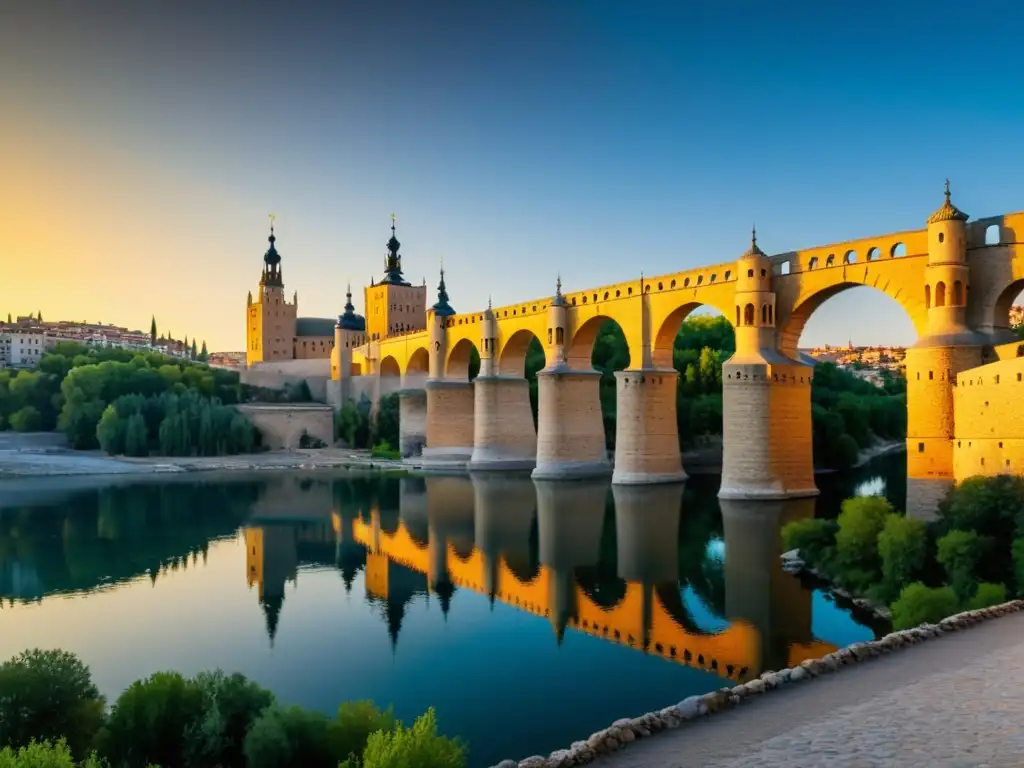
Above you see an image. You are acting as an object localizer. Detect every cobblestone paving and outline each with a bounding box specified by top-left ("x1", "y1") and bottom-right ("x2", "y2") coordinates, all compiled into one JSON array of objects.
[
  {"x1": 593, "y1": 611, "x2": 1024, "y2": 768},
  {"x1": 707, "y1": 642, "x2": 1024, "y2": 767}
]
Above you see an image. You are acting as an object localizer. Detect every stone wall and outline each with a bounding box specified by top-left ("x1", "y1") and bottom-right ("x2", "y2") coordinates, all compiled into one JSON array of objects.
[
  {"x1": 953, "y1": 355, "x2": 1024, "y2": 480},
  {"x1": 235, "y1": 403, "x2": 334, "y2": 449},
  {"x1": 241, "y1": 359, "x2": 331, "y2": 401}
]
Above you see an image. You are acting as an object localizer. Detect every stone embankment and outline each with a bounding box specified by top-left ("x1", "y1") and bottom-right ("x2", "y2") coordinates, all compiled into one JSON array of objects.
[
  {"x1": 780, "y1": 549, "x2": 891, "y2": 620},
  {"x1": 488, "y1": 600, "x2": 1024, "y2": 768}
]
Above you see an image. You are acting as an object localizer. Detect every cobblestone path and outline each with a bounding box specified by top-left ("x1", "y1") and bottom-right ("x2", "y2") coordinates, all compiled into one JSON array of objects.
[{"x1": 593, "y1": 610, "x2": 1024, "y2": 767}]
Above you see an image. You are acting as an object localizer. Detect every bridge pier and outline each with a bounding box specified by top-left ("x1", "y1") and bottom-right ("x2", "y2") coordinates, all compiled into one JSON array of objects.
[
  {"x1": 612, "y1": 369, "x2": 687, "y2": 485},
  {"x1": 421, "y1": 379, "x2": 474, "y2": 471},
  {"x1": 719, "y1": 360, "x2": 817, "y2": 499},
  {"x1": 612, "y1": 484, "x2": 683, "y2": 583},
  {"x1": 469, "y1": 376, "x2": 537, "y2": 471},
  {"x1": 533, "y1": 366, "x2": 611, "y2": 480},
  {"x1": 398, "y1": 389, "x2": 426, "y2": 458}
]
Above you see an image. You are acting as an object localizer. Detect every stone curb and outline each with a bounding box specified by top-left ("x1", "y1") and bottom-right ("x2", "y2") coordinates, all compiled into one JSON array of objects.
[{"x1": 487, "y1": 599, "x2": 1024, "y2": 768}]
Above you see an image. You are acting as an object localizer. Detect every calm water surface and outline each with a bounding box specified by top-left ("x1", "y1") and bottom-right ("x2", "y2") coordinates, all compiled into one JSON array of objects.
[{"x1": 0, "y1": 457, "x2": 904, "y2": 766}]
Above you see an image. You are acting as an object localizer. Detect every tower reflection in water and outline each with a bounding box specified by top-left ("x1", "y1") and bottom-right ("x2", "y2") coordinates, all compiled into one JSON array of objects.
[{"x1": 243, "y1": 473, "x2": 854, "y2": 683}]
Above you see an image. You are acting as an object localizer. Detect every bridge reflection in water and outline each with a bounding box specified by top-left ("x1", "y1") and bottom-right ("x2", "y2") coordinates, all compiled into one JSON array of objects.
[{"x1": 244, "y1": 474, "x2": 852, "y2": 682}]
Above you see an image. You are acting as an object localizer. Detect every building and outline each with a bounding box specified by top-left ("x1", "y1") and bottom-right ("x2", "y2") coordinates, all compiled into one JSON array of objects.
[
  {"x1": 0, "y1": 329, "x2": 48, "y2": 369},
  {"x1": 244, "y1": 216, "x2": 428, "y2": 369}
]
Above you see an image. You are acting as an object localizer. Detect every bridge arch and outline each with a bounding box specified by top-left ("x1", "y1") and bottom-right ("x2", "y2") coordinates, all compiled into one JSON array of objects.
[
  {"x1": 567, "y1": 315, "x2": 632, "y2": 371},
  {"x1": 379, "y1": 355, "x2": 401, "y2": 378},
  {"x1": 777, "y1": 276, "x2": 927, "y2": 360},
  {"x1": 405, "y1": 346, "x2": 429, "y2": 376},
  {"x1": 445, "y1": 338, "x2": 480, "y2": 380},
  {"x1": 652, "y1": 302, "x2": 734, "y2": 369},
  {"x1": 498, "y1": 328, "x2": 546, "y2": 378}
]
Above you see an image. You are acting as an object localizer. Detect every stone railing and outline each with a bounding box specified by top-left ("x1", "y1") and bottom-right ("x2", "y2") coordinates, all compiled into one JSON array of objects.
[{"x1": 490, "y1": 600, "x2": 1024, "y2": 768}]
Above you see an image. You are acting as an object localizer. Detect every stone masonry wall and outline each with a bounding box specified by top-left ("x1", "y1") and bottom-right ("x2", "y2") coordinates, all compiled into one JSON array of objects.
[
  {"x1": 954, "y1": 355, "x2": 1024, "y2": 480},
  {"x1": 235, "y1": 403, "x2": 334, "y2": 449}
]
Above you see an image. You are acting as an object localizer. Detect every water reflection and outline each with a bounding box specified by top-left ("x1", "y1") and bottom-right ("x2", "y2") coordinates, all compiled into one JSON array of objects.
[{"x1": 0, "y1": 470, "x2": 888, "y2": 764}]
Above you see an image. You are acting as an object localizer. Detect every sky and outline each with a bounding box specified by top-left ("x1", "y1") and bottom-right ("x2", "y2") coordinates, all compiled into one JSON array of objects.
[{"x1": 1, "y1": 0, "x2": 1023, "y2": 352}]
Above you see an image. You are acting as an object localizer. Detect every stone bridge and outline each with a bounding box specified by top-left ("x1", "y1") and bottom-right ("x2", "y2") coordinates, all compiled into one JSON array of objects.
[{"x1": 333, "y1": 187, "x2": 1023, "y2": 499}]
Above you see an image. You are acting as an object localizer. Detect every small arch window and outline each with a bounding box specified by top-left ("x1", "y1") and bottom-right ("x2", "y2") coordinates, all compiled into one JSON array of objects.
[
  {"x1": 627, "y1": 287, "x2": 633, "y2": 296},
  {"x1": 935, "y1": 281, "x2": 946, "y2": 307},
  {"x1": 844, "y1": 250, "x2": 857, "y2": 264},
  {"x1": 604, "y1": 292, "x2": 609, "y2": 300},
  {"x1": 809, "y1": 257, "x2": 819, "y2": 270},
  {"x1": 760, "y1": 268, "x2": 766, "y2": 277},
  {"x1": 867, "y1": 247, "x2": 881, "y2": 260},
  {"x1": 985, "y1": 224, "x2": 1001, "y2": 245},
  {"x1": 696, "y1": 275, "x2": 703, "y2": 285},
  {"x1": 953, "y1": 280, "x2": 963, "y2": 305},
  {"x1": 724, "y1": 270, "x2": 731, "y2": 280},
  {"x1": 925, "y1": 284, "x2": 931, "y2": 309},
  {"x1": 778, "y1": 261, "x2": 791, "y2": 275},
  {"x1": 735, "y1": 306, "x2": 740, "y2": 326},
  {"x1": 615, "y1": 289, "x2": 621, "y2": 297},
  {"x1": 938, "y1": 232, "x2": 945, "y2": 243},
  {"x1": 747, "y1": 269, "x2": 754, "y2": 278},
  {"x1": 670, "y1": 279, "x2": 676, "y2": 288},
  {"x1": 710, "y1": 274, "x2": 717, "y2": 283},
  {"x1": 555, "y1": 327, "x2": 564, "y2": 344},
  {"x1": 743, "y1": 303, "x2": 755, "y2": 326},
  {"x1": 684, "y1": 277, "x2": 690, "y2": 287},
  {"x1": 826, "y1": 254, "x2": 835, "y2": 267},
  {"x1": 761, "y1": 304, "x2": 768, "y2": 324},
  {"x1": 571, "y1": 297, "x2": 576, "y2": 305}
]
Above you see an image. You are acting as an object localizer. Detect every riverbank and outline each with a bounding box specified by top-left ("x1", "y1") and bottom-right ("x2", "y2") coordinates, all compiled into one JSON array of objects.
[
  {"x1": 493, "y1": 602, "x2": 1024, "y2": 768},
  {"x1": 0, "y1": 432, "x2": 404, "y2": 479}
]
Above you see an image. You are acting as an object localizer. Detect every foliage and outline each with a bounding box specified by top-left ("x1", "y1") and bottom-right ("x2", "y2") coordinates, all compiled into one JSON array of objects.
[
  {"x1": 370, "y1": 394, "x2": 400, "y2": 451},
  {"x1": 967, "y1": 582, "x2": 1008, "y2": 611},
  {"x1": 97, "y1": 671, "x2": 206, "y2": 768},
  {"x1": 335, "y1": 399, "x2": 371, "y2": 448},
  {"x1": 780, "y1": 518, "x2": 837, "y2": 568},
  {"x1": 937, "y1": 475, "x2": 1024, "y2": 584},
  {"x1": 0, "y1": 740, "x2": 107, "y2": 768},
  {"x1": 1013, "y1": 538, "x2": 1024, "y2": 597},
  {"x1": 370, "y1": 442, "x2": 401, "y2": 460},
  {"x1": 936, "y1": 530, "x2": 991, "y2": 602},
  {"x1": 9, "y1": 406, "x2": 41, "y2": 432},
  {"x1": 242, "y1": 705, "x2": 334, "y2": 768},
  {"x1": 184, "y1": 671, "x2": 276, "y2": 768},
  {"x1": 298, "y1": 431, "x2": 328, "y2": 449},
  {"x1": 890, "y1": 582, "x2": 959, "y2": 630},
  {"x1": 355, "y1": 709, "x2": 465, "y2": 768},
  {"x1": 876, "y1": 514, "x2": 929, "y2": 602},
  {"x1": 327, "y1": 702, "x2": 396, "y2": 765},
  {"x1": 0, "y1": 650, "x2": 105, "y2": 759},
  {"x1": 833, "y1": 496, "x2": 893, "y2": 581}
]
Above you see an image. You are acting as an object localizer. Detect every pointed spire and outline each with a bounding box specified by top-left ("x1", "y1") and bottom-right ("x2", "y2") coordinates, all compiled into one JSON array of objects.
[
  {"x1": 552, "y1": 273, "x2": 567, "y2": 307},
  {"x1": 381, "y1": 213, "x2": 410, "y2": 285},
  {"x1": 488, "y1": 295, "x2": 492, "y2": 310},
  {"x1": 431, "y1": 260, "x2": 456, "y2": 317},
  {"x1": 928, "y1": 178, "x2": 969, "y2": 224},
  {"x1": 743, "y1": 223, "x2": 767, "y2": 258}
]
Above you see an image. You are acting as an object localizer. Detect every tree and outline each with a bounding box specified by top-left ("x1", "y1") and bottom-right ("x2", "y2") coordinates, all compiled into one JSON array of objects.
[
  {"x1": 243, "y1": 705, "x2": 335, "y2": 768},
  {"x1": 890, "y1": 582, "x2": 959, "y2": 630},
  {"x1": 191, "y1": 339, "x2": 199, "y2": 360},
  {"x1": 937, "y1": 529, "x2": 990, "y2": 602},
  {"x1": 185, "y1": 670, "x2": 276, "y2": 768},
  {"x1": 834, "y1": 496, "x2": 893, "y2": 584},
  {"x1": 877, "y1": 514, "x2": 928, "y2": 601},
  {"x1": 0, "y1": 649, "x2": 106, "y2": 758},
  {"x1": 37, "y1": 310, "x2": 42, "y2": 323},
  {"x1": 124, "y1": 413, "x2": 149, "y2": 457},
  {"x1": 967, "y1": 582, "x2": 1007, "y2": 610},
  {"x1": 358, "y1": 708, "x2": 466, "y2": 768},
  {"x1": 96, "y1": 404, "x2": 125, "y2": 455},
  {"x1": 150, "y1": 316, "x2": 157, "y2": 346},
  {"x1": 8, "y1": 405, "x2": 41, "y2": 432},
  {"x1": 200, "y1": 340, "x2": 209, "y2": 361},
  {"x1": 780, "y1": 517, "x2": 838, "y2": 568}
]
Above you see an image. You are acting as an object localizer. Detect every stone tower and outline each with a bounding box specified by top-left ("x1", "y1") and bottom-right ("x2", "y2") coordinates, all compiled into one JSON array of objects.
[
  {"x1": 330, "y1": 284, "x2": 368, "y2": 394},
  {"x1": 363, "y1": 216, "x2": 428, "y2": 341},
  {"x1": 720, "y1": 229, "x2": 816, "y2": 499},
  {"x1": 246, "y1": 221, "x2": 297, "y2": 366},
  {"x1": 905, "y1": 181, "x2": 985, "y2": 481}
]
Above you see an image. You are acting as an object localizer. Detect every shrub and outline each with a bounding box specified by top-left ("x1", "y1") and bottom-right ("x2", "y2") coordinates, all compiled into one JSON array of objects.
[
  {"x1": 967, "y1": 582, "x2": 1008, "y2": 611},
  {"x1": 328, "y1": 701, "x2": 396, "y2": 764},
  {"x1": 0, "y1": 649, "x2": 106, "y2": 758},
  {"x1": 876, "y1": 514, "x2": 928, "y2": 601},
  {"x1": 939, "y1": 475, "x2": 1024, "y2": 583},
  {"x1": 243, "y1": 705, "x2": 334, "y2": 768},
  {"x1": 370, "y1": 441, "x2": 401, "y2": 460},
  {"x1": 358, "y1": 709, "x2": 466, "y2": 768},
  {"x1": 336, "y1": 401, "x2": 370, "y2": 448},
  {"x1": 890, "y1": 582, "x2": 959, "y2": 630},
  {"x1": 780, "y1": 518, "x2": 837, "y2": 568},
  {"x1": 184, "y1": 670, "x2": 276, "y2": 768},
  {"x1": 9, "y1": 406, "x2": 41, "y2": 433},
  {"x1": 834, "y1": 496, "x2": 893, "y2": 576},
  {"x1": 98, "y1": 671, "x2": 206, "y2": 768},
  {"x1": 936, "y1": 529, "x2": 990, "y2": 602},
  {"x1": 0, "y1": 739, "x2": 107, "y2": 768}
]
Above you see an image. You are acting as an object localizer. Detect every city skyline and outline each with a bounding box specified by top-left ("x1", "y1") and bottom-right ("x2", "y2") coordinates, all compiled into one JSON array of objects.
[{"x1": 3, "y1": 1, "x2": 1023, "y2": 351}]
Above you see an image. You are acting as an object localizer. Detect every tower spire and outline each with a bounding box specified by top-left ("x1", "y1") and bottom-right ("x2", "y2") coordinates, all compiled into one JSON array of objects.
[
  {"x1": 381, "y1": 213, "x2": 410, "y2": 285},
  {"x1": 928, "y1": 178, "x2": 969, "y2": 224},
  {"x1": 431, "y1": 259, "x2": 455, "y2": 316}
]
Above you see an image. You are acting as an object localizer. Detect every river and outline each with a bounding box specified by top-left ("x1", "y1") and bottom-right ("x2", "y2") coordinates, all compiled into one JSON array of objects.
[{"x1": 0, "y1": 454, "x2": 906, "y2": 767}]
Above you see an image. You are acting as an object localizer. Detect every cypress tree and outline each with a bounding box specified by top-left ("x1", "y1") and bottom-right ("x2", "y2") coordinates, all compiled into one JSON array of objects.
[{"x1": 150, "y1": 316, "x2": 157, "y2": 345}]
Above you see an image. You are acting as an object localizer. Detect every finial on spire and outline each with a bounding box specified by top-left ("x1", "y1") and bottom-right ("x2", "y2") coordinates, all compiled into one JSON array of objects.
[
  {"x1": 556, "y1": 273, "x2": 562, "y2": 294},
  {"x1": 488, "y1": 295, "x2": 492, "y2": 310},
  {"x1": 390, "y1": 212, "x2": 397, "y2": 232},
  {"x1": 928, "y1": 177, "x2": 969, "y2": 224},
  {"x1": 751, "y1": 223, "x2": 757, "y2": 247},
  {"x1": 944, "y1": 178, "x2": 951, "y2": 201}
]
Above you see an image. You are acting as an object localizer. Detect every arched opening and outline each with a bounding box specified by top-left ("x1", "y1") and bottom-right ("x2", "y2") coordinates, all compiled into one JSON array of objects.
[
  {"x1": 844, "y1": 250, "x2": 857, "y2": 264},
  {"x1": 989, "y1": 279, "x2": 1024, "y2": 339},
  {"x1": 568, "y1": 315, "x2": 631, "y2": 449},
  {"x1": 380, "y1": 355, "x2": 401, "y2": 378},
  {"x1": 761, "y1": 304, "x2": 768, "y2": 324},
  {"x1": 985, "y1": 224, "x2": 1001, "y2": 245},
  {"x1": 445, "y1": 338, "x2": 481, "y2": 381},
  {"x1": 778, "y1": 261, "x2": 791, "y2": 276},
  {"x1": 498, "y1": 329, "x2": 545, "y2": 379},
  {"x1": 891, "y1": 242, "x2": 907, "y2": 258},
  {"x1": 953, "y1": 281, "x2": 964, "y2": 306},
  {"x1": 405, "y1": 346, "x2": 429, "y2": 374},
  {"x1": 826, "y1": 254, "x2": 835, "y2": 267},
  {"x1": 652, "y1": 303, "x2": 733, "y2": 454},
  {"x1": 935, "y1": 281, "x2": 946, "y2": 307},
  {"x1": 808, "y1": 257, "x2": 819, "y2": 270},
  {"x1": 925, "y1": 284, "x2": 931, "y2": 309},
  {"x1": 782, "y1": 284, "x2": 916, "y2": 472},
  {"x1": 743, "y1": 303, "x2": 755, "y2": 326},
  {"x1": 867, "y1": 247, "x2": 881, "y2": 261}
]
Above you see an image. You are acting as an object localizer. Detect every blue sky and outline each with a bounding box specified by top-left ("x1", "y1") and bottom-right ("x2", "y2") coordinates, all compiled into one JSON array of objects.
[{"x1": 1, "y1": 0, "x2": 1022, "y2": 350}]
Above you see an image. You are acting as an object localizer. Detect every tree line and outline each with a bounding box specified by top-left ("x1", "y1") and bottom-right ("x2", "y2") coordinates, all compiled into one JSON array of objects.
[
  {"x1": 0, "y1": 342, "x2": 261, "y2": 457},
  {"x1": 0, "y1": 649, "x2": 465, "y2": 767}
]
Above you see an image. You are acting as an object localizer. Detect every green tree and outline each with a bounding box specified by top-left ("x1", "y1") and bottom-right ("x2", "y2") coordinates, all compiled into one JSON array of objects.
[
  {"x1": 890, "y1": 582, "x2": 959, "y2": 630},
  {"x1": 780, "y1": 518, "x2": 837, "y2": 569},
  {"x1": 9, "y1": 406, "x2": 41, "y2": 432},
  {"x1": 357, "y1": 708, "x2": 466, "y2": 768},
  {"x1": 243, "y1": 705, "x2": 334, "y2": 768},
  {"x1": 199, "y1": 340, "x2": 209, "y2": 362},
  {"x1": 833, "y1": 496, "x2": 892, "y2": 586},
  {"x1": 98, "y1": 671, "x2": 206, "y2": 768},
  {"x1": 96, "y1": 404, "x2": 125, "y2": 455},
  {"x1": 967, "y1": 582, "x2": 1007, "y2": 611},
  {"x1": 184, "y1": 670, "x2": 276, "y2": 768},
  {"x1": 0, "y1": 739, "x2": 107, "y2": 768},
  {"x1": 876, "y1": 514, "x2": 928, "y2": 601},
  {"x1": 124, "y1": 413, "x2": 149, "y2": 457},
  {"x1": 1013, "y1": 538, "x2": 1024, "y2": 596},
  {"x1": 0, "y1": 649, "x2": 106, "y2": 758},
  {"x1": 937, "y1": 529, "x2": 990, "y2": 602},
  {"x1": 150, "y1": 316, "x2": 157, "y2": 346},
  {"x1": 328, "y1": 701, "x2": 396, "y2": 765},
  {"x1": 191, "y1": 339, "x2": 198, "y2": 360}
]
